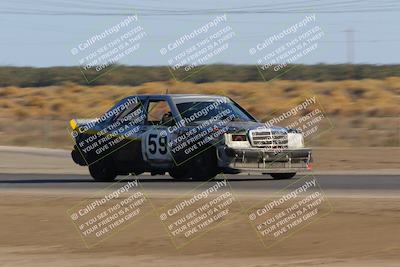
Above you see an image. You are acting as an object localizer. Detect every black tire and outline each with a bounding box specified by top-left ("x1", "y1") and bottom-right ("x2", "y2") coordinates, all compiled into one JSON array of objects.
[
  {"x1": 269, "y1": 173, "x2": 296, "y2": 180},
  {"x1": 71, "y1": 146, "x2": 86, "y2": 166},
  {"x1": 89, "y1": 159, "x2": 117, "y2": 182},
  {"x1": 190, "y1": 149, "x2": 218, "y2": 181},
  {"x1": 169, "y1": 167, "x2": 191, "y2": 180}
]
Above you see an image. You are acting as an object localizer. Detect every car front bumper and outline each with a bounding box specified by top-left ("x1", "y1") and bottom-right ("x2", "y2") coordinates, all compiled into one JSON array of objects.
[{"x1": 216, "y1": 146, "x2": 312, "y2": 173}]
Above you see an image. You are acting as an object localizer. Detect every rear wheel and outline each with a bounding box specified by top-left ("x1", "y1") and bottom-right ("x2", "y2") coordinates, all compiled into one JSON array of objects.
[
  {"x1": 269, "y1": 173, "x2": 296, "y2": 180},
  {"x1": 89, "y1": 159, "x2": 116, "y2": 182}
]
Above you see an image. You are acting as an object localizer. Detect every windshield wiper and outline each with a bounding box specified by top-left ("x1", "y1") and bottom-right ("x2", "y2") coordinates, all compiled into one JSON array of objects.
[{"x1": 230, "y1": 117, "x2": 245, "y2": 122}]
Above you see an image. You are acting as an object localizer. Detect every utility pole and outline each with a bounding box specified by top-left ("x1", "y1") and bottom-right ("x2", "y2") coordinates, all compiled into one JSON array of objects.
[{"x1": 345, "y1": 28, "x2": 355, "y2": 79}]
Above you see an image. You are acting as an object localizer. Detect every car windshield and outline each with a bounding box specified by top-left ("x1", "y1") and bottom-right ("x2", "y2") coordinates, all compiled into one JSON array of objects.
[{"x1": 176, "y1": 100, "x2": 255, "y2": 122}]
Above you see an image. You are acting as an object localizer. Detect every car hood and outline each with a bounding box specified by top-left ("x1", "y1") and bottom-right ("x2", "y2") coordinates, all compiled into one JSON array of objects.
[{"x1": 190, "y1": 120, "x2": 288, "y2": 132}]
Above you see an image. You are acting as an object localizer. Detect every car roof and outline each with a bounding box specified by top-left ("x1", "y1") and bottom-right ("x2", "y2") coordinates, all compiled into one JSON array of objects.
[{"x1": 127, "y1": 94, "x2": 230, "y2": 104}]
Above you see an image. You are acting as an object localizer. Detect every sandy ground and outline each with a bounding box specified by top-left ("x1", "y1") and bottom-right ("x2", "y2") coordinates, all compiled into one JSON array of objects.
[
  {"x1": 0, "y1": 191, "x2": 399, "y2": 267},
  {"x1": 0, "y1": 146, "x2": 399, "y2": 266},
  {"x1": 0, "y1": 146, "x2": 399, "y2": 174}
]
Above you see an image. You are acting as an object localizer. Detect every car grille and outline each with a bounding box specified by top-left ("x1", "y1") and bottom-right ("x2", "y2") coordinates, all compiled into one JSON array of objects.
[{"x1": 249, "y1": 129, "x2": 288, "y2": 150}]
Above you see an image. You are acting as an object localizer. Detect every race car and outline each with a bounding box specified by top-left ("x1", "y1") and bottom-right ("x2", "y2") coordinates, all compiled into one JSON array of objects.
[{"x1": 70, "y1": 94, "x2": 312, "y2": 181}]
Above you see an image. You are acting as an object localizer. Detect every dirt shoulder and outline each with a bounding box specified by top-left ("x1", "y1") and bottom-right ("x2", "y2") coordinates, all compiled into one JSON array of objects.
[
  {"x1": 312, "y1": 147, "x2": 400, "y2": 172},
  {"x1": 0, "y1": 191, "x2": 399, "y2": 267}
]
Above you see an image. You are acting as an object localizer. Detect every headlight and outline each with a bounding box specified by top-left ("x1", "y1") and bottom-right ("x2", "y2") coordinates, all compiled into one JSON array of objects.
[
  {"x1": 225, "y1": 133, "x2": 251, "y2": 148},
  {"x1": 231, "y1": 134, "x2": 247, "y2": 141},
  {"x1": 287, "y1": 133, "x2": 304, "y2": 148}
]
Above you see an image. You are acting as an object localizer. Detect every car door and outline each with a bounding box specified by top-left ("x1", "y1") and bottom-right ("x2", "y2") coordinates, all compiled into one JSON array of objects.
[
  {"x1": 110, "y1": 97, "x2": 148, "y2": 173},
  {"x1": 141, "y1": 97, "x2": 175, "y2": 163}
]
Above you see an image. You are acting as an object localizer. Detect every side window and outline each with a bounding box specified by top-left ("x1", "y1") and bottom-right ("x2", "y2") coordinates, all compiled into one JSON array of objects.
[
  {"x1": 146, "y1": 100, "x2": 174, "y2": 126},
  {"x1": 114, "y1": 101, "x2": 145, "y2": 125}
]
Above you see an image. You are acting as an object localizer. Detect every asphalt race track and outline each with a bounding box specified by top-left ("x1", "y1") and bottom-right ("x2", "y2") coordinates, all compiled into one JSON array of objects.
[{"x1": 0, "y1": 173, "x2": 398, "y2": 192}]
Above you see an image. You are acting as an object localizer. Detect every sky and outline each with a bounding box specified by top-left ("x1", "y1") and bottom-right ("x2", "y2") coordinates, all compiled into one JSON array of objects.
[{"x1": 0, "y1": 0, "x2": 399, "y2": 67}]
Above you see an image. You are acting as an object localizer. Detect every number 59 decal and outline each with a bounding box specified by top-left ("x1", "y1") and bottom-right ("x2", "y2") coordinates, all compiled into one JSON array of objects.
[{"x1": 143, "y1": 130, "x2": 169, "y2": 160}]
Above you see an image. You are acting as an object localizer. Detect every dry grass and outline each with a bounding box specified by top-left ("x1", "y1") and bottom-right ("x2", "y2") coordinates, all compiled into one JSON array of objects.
[{"x1": 0, "y1": 78, "x2": 399, "y2": 148}]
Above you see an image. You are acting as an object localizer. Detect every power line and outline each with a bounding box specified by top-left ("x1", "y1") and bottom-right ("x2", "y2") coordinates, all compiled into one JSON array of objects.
[{"x1": 1, "y1": 0, "x2": 400, "y2": 16}]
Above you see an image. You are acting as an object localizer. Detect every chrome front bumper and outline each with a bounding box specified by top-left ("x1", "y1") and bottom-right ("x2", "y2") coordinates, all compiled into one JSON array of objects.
[{"x1": 217, "y1": 146, "x2": 312, "y2": 173}]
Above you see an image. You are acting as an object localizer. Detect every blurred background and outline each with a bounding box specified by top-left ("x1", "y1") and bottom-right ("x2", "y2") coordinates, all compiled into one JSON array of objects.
[{"x1": 0, "y1": 0, "x2": 398, "y2": 150}]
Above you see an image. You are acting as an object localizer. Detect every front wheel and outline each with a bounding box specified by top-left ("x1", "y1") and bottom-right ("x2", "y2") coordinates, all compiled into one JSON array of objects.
[
  {"x1": 169, "y1": 167, "x2": 191, "y2": 180},
  {"x1": 89, "y1": 159, "x2": 117, "y2": 182},
  {"x1": 269, "y1": 173, "x2": 296, "y2": 180},
  {"x1": 190, "y1": 149, "x2": 218, "y2": 181}
]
